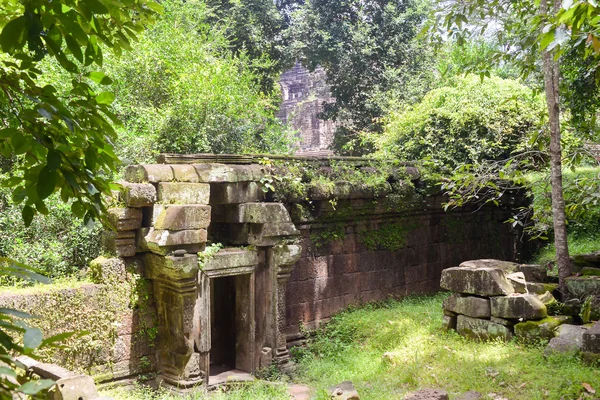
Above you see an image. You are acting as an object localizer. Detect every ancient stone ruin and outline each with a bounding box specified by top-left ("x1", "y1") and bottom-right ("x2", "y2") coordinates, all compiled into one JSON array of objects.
[
  {"x1": 441, "y1": 258, "x2": 600, "y2": 363},
  {"x1": 0, "y1": 154, "x2": 528, "y2": 389}
]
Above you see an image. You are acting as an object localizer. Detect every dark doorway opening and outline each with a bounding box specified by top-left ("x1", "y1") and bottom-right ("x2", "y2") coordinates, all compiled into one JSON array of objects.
[{"x1": 210, "y1": 276, "x2": 236, "y2": 369}]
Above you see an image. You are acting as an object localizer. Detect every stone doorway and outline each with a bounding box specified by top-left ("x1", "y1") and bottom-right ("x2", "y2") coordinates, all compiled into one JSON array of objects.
[{"x1": 208, "y1": 272, "x2": 254, "y2": 381}]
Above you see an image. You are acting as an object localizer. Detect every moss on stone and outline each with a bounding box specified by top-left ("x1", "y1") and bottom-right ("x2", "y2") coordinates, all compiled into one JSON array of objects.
[
  {"x1": 514, "y1": 316, "x2": 572, "y2": 342},
  {"x1": 358, "y1": 221, "x2": 417, "y2": 251}
]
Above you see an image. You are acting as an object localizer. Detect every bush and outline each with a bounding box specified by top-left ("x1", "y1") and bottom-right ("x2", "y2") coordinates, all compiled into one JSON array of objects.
[
  {"x1": 376, "y1": 75, "x2": 546, "y2": 168},
  {"x1": 0, "y1": 182, "x2": 102, "y2": 280},
  {"x1": 104, "y1": 0, "x2": 293, "y2": 164}
]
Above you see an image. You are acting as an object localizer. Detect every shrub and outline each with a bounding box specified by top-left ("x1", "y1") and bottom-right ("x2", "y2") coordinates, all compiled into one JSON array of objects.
[
  {"x1": 104, "y1": 0, "x2": 293, "y2": 164},
  {"x1": 0, "y1": 181, "x2": 102, "y2": 280},
  {"x1": 376, "y1": 75, "x2": 546, "y2": 168}
]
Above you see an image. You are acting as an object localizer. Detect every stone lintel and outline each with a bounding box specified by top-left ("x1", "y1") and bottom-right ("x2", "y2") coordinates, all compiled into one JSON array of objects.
[
  {"x1": 204, "y1": 248, "x2": 258, "y2": 272},
  {"x1": 145, "y1": 253, "x2": 199, "y2": 281}
]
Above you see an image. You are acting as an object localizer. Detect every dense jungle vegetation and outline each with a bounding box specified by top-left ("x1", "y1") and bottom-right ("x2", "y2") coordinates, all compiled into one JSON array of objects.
[{"x1": 2, "y1": 0, "x2": 600, "y2": 396}]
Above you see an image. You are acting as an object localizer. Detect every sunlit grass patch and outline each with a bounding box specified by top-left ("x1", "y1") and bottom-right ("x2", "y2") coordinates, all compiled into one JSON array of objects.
[{"x1": 295, "y1": 294, "x2": 600, "y2": 400}]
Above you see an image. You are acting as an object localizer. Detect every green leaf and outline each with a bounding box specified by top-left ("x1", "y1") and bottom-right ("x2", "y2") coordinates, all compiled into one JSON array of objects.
[
  {"x1": 41, "y1": 331, "x2": 77, "y2": 347},
  {"x1": 0, "y1": 308, "x2": 34, "y2": 319},
  {"x1": 23, "y1": 327, "x2": 43, "y2": 349},
  {"x1": 65, "y1": 35, "x2": 84, "y2": 63},
  {"x1": 0, "y1": 128, "x2": 19, "y2": 139},
  {"x1": 47, "y1": 150, "x2": 61, "y2": 171},
  {"x1": 86, "y1": 71, "x2": 113, "y2": 85},
  {"x1": 18, "y1": 379, "x2": 55, "y2": 395},
  {"x1": 37, "y1": 166, "x2": 57, "y2": 200},
  {"x1": 0, "y1": 16, "x2": 27, "y2": 53},
  {"x1": 146, "y1": 1, "x2": 164, "y2": 13},
  {"x1": 22, "y1": 206, "x2": 34, "y2": 226},
  {"x1": 95, "y1": 91, "x2": 115, "y2": 104}
]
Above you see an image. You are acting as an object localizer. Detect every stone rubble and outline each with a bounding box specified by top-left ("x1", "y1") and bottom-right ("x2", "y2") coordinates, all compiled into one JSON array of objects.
[{"x1": 441, "y1": 259, "x2": 572, "y2": 342}]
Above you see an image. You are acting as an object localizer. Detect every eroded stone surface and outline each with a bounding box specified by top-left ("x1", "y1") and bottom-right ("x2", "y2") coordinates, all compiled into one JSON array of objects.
[
  {"x1": 204, "y1": 248, "x2": 259, "y2": 272},
  {"x1": 108, "y1": 207, "x2": 143, "y2": 231},
  {"x1": 517, "y1": 264, "x2": 548, "y2": 282},
  {"x1": 440, "y1": 266, "x2": 514, "y2": 296},
  {"x1": 120, "y1": 182, "x2": 157, "y2": 208},
  {"x1": 229, "y1": 202, "x2": 291, "y2": 224},
  {"x1": 442, "y1": 294, "x2": 491, "y2": 318},
  {"x1": 125, "y1": 164, "x2": 173, "y2": 183},
  {"x1": 459, "y1": 259, "x2": 519, "y2": 272},
  {"x1": 145, "y1": 253, "x2": 198, "y2": 280},
  {"x1": 89, "y1": 257, "x2": 126, "y2": 283},
  {"x1": 442, "y1": 315, "x2": 456, "y2": 331},
  {"x1": 210, "y1": 181, "x2": 264, "y2": 204},
  {"x1": 145, "y1": 229, "x2": 207, "y2": 255},
  {"x1": 582, "y1": 321, "x2": 600, "y2": 353},
  {"x1": 490, "y1": 294, "x2": 547, "y2": 320},
  {"x1": 154, "y1": 205, "x2": 211, "y2": 230},
  {"x1": 565, "y1": 276, "x2": 600, "y2": 297},
  {"x1": 456, "y1": 315, "x2": 513, "y2": 341},
  {"x1": 157, "y1": 182, "x2": 210, "y2": 205},
  {"x1": 329, "y1": 381, "x2": 359, "y2": 400}
]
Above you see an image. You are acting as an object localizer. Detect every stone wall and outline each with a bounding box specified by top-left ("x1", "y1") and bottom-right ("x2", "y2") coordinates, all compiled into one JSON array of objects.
[
  {"x1": 284, "y1": 195, "x2": 520, "y2": 341},
  {"x1": 277, "y1": 62, "x2": 336, "y2": 153},
  {"x1": 0, "y1": 274, "x2": 156, "y2": 382},
  {"x1": 0, "y1": 156, "x2": 526, "y2": 388}
]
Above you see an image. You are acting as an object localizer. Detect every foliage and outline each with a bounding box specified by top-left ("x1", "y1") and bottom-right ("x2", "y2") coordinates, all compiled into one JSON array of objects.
[
  {"x1": 205, "y1": 0, "x2": 291, "y2": 93},
  {"x1": 377, "y1": 75, "x2": 546, "y2": 168},
  {"x1": 0, "y1": 182, "x2": 102, "y2": 281},
  {"x1": 289, "y1": 0, "x2": 434, "y2": 155},
  {"x1": 260, "y1": 158, "x2": 416, "y2": 203},
  {"x1": 102, "y1": 0, "x2": 292, "y2": 163},
  {"x1": 358, "y1": 222, "x2": 417, "y2": 251},
  {"x1": 294, "y1": 294, "x2": 600, "y2": 399},
  {"x1": 0, "y1": 0, "x2": 162, "y2": 225}
]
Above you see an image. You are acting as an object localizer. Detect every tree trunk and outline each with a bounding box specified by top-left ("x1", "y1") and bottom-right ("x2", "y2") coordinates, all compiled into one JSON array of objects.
[{"x1": 540, "y1": 0, "x2": 571, "y2": 299}]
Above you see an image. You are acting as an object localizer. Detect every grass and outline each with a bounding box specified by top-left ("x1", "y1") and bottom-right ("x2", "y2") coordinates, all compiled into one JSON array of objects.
[
  {"x1": 525, "y1": 166, "x2": 600, "y2": 266},
  {"x1": 532, "y1": 233, "x2": 600, "y2": 265},
  {"x1": 101, "y1": 381, "x2": 291, "y2": 400},
  {"x1": 102, "y1": 294, "x2": 600, "y2": 400}
]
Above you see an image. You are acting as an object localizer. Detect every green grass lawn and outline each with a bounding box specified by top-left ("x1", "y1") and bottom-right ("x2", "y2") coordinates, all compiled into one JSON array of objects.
[{"x1": 103, "y1": 294, "x2": 600, "y2": 400}]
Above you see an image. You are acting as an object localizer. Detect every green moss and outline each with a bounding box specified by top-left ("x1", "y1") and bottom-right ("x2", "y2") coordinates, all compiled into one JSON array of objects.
[
  {"x1": 310, "y1": 225, "x2": 346, "y2": 249},
  {"x1": 358, "y1": 222, "x2": 417, "y2": 251},
  {"x1": 514, "y1": 316, "x2": 572, "y2": 342},
  {"x1": 581, "y1": 267, "x2": 600, "y2": 276},
  {"x1": 4, "y1": 265, "x2": 156, "y2": 377}
]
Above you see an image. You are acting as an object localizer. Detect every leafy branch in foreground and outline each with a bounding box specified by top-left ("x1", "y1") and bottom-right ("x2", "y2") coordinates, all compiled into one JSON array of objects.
[{"x1": 0, "y1": 0, "x2": 162, "y2": 225}]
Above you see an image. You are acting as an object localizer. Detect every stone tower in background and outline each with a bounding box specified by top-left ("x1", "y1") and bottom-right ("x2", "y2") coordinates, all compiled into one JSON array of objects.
[{"x1": 277, "y1": 62, "x2": 335, "y2": 155}]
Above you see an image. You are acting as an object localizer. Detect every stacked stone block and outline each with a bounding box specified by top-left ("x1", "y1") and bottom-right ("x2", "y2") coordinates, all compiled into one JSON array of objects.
[
  {"x1": 99, "y1": 163, "x2": 303, "y2": 389},
  {"x1": 440, "y1": 259, "x2": 570, "y2": 342}
]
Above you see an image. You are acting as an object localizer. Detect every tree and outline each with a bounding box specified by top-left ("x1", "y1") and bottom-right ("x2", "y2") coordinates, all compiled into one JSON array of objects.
[
  {"x1": 205, "y1": 0, "x2": 291, "y2": 93},
  {"x1": 427, "y1": 0, "x2": 600, "y2": 296},
  {"x1": 378, "y1": 74, "x2": 546, "y2": 168},
  {"x1": 290, "y1": 0, "x2": 434, "y2": 155},
  {"x1": 0, "y1": 0, "x2": 162, "y2": 226}
]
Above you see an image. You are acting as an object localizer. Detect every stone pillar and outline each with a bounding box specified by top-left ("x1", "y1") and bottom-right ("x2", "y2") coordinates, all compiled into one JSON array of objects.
[
  {"x1": 145, "y1": 253, "x2": 204, "y2": 389},
  {"x1": 268, "y1": 245, "x2": 301, "y2": 371}
]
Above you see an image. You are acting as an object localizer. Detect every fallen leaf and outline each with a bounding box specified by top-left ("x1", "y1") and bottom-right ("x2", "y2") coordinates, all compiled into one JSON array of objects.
[{"x1": 582, "y1": 382, "x2": 596, "y2": 394}]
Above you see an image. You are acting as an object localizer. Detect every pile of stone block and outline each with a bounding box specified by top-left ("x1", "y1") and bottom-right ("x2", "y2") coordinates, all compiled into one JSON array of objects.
[{"x1": 440, "y1": 259, "x2": 568, "y2": 342}]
